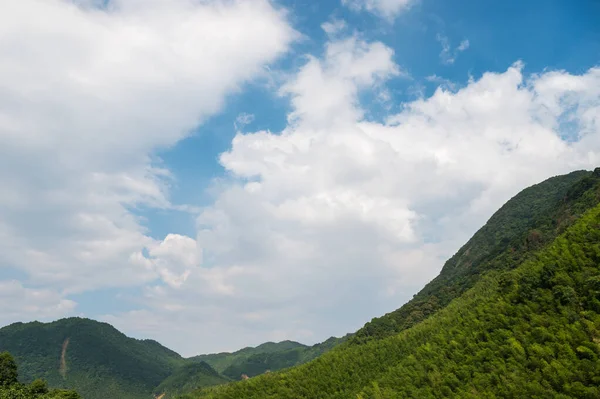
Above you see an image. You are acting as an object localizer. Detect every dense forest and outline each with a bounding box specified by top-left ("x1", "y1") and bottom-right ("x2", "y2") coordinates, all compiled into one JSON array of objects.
[{"x1": 185, "y1": 173, "x2": 600, "y2": 398}]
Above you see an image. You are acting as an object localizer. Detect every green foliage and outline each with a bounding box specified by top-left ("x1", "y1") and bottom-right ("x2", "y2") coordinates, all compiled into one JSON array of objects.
[
  {"x1": 0, "y1": 352, "x2": 80, "y2": 399},
  {"x1": 0, "y1": 353, "x2": 18, "y2": 387},
  {"x1": 192, "y1": 336, "x2": 350, "y2": 380},
  {"x1": 352, "y1": 169, "x2": 600, "y2": 344},
  {"x1": 185, "y1": 174, "x2": 600, "y2": 399},
  {"x1": 28, "y1": 380, "x2": 48, "y2": 395},
  {"x1": 191, "y1": 341, "x2": 307, "y2": 375},
  {"x1": 154, "y1": 362, "x2": 230, "y2": 398}
]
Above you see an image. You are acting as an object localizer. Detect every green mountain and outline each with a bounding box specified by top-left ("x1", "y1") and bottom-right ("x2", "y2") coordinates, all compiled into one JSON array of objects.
[
  {"x1": 153, "y1": 362, "x2": 230, "y2": 399},
  {"x1": 0, "y1": 318, "x2": 204, "y2": 399},
  {"x1": 192, "y1": 341, "x2": 308, "y2": 376},
  {"x1": 194, "y1": 336, "x2": 351, "y2": 381},
  {"x1": 182, "y1": 170, "x2": 600, "y2": 398}
]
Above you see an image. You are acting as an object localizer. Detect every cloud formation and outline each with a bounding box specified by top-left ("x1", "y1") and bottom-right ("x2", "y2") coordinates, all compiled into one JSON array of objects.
[
  {"x1": 342, "y1": 0, "x2": 415, "y2": 20},
  {"x1": 0, "y1": 281, "x2": 76, "y2": 326},
  {"x1": 0, "y1": 0, "x2": 295, "y2": 316},
  {"x1": 437, "y1": 35, "x2": 470, "y2": 64}
]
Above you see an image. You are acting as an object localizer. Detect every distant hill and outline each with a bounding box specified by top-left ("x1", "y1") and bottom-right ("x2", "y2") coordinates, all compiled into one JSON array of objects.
[
  {"x1": 153, "y1": 362, "x2": 230, "y2": 399},
  {"x1": 192, "y1": 336, "x2": 350, "y2": 380},
  {"x1": 184, "y1": 170, "x2": 600, "y2": 398},
  {"x1": 192, "y1": 341, "x2": 307, "y2": 375},
  {"x1": 0, "y1": 318, "x2": 213, "y2": 399}
]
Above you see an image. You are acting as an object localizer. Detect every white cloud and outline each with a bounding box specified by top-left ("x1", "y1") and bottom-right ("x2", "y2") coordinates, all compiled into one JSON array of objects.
[
  {"x1": 342, "y1": 0, "x2": 415, "y2": 20},
  {"x1": 0, "y1": 281, "x2": 76, "y2": 326},
  {"x1": 104, "y1": 27, "x2": 600, "y2": 355},
  {"x1": 278, "y1": 36, "x2": 400, "y2": 128},
  {"x1": 321, "y1": 19, "x2": 348, "y2": 37},
  {"x1": 425, "y1": 74, "x2": 458, "y2": 91},
  {"x1": 0, "y1": 0, "x2": 296, "y2": 299},
  {"x1": 234, "y1": 113, "x2": 256, "y2": 130},
  {"x1": 437, "y1": 35, "x2": 470, "y2": 64}
]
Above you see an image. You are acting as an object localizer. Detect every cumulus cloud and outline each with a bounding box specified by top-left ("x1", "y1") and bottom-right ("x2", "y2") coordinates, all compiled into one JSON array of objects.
[
  {"x1": 321, "y1": 19, "x2": 348, "y2": 37},
  {"x1": 437, "y1": 35, "x2": 470, "y2": 64},
  {"x1": 234, "y1": 113, "x2": 256, "y2": 130},
  {"x1": 342, "y1": 0, "x2": 415, "y2": 20},
  {"x1": 426, "y1": 74, "x2": 458, "y2": 90},
  {"x1": 0, "y1": 0, "x2": 295, "y2": 297},
  {"x1": 0, "y1": 281, "x2": 76, "y2": 326},
  {"x1": 105, "y1": 27, "x2": 600, "y2": 355}
]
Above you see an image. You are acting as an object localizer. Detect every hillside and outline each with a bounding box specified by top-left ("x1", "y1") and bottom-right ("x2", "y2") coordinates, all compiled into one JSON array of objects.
[
  {"x1": 352, "y1": 169, "x2": 599, "y2": 344},
  {"x1": 185, "y1": 174, "x2": 600, "y2": 398},
  {"x1": 154, "y1": 362, "x2": 230, "y2": 399},
  {"x1": 191, "y1": 335, "x2": 350, "y2": 381},
  {"x1": 0, "y1": 318, "x2": 189, "y2": 399},
  {"x1": 192, "y1": 341, "x2": 307, "y2": 375}
]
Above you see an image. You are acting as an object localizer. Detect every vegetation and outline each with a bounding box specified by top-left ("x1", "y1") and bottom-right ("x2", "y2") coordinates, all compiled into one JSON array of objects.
[
  {"x1": 352, "y1": 169, "x2": 599, "y2": 344},
  {"x1": 185, "y1": 190, "x2": 600, "y2": 399},
  {"x1": 193, "y1": 336, "x2": 350, "y2": 380},
  {"x1": 153, "y1": 362, "x2": 229, "y2": 399},
  {"x1": 0, "y1": 352, "x2": 80, "y2": 399}
]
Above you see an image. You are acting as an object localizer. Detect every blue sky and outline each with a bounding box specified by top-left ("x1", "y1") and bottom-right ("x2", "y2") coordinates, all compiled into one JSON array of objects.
[
  {"x1": 143, "y1": 0, "x2": 600, "y2": 238},
  {"x1": 0, "y1": 0, "x2": 599, "y2": 356}
]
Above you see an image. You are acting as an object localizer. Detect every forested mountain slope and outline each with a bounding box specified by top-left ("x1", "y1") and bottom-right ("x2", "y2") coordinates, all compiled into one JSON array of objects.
[
  {"x1": 154, "y1": 362, "x2": 230, "y2": 399},
  {"x1": 186, "y1": 177, "x2": 600, "y2": 399},
  {"x1": 352, "y1": 169, "x2": 600, "y2": 344},
  {"x1": 193, "y1": 336, "x2": 350, "y2": 381}
]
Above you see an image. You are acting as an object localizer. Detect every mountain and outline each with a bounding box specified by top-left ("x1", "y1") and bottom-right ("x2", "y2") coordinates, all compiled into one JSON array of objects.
[
  {"x1": 153, "y1": 362, "x2": 230, "y2": 399},
  {"x1": 192, "y1": 341, "x2": 307, "y2": 376},
  {"x1": 192, "y1": 336, "x2": 350, "y2": 380},
  {"x1": 0, "y1": 318, "x2": 206, "y2": 399},
  {"x1": 183, "y1": 169, "x2": 600, "y2": 398}
]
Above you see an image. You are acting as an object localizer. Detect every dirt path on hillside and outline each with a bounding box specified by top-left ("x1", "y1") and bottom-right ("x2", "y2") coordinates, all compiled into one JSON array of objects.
[{"x1": 59, "y1": 338, "x2": 70, "y2": 378}]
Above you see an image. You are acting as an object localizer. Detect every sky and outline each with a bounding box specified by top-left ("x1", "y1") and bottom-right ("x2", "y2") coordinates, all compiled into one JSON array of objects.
[{"x1": 0, "y1": 0, "x2": 599, "y2": 357}]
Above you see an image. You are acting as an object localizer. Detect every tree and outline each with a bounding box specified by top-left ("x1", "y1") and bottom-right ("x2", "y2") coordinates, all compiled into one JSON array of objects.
[
  {"x1": 28, "y1": 380, "x2": 48, "y2": 395},
  {"x1": 0, "y1": 352, "x2": 18, "y2": 387}
]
